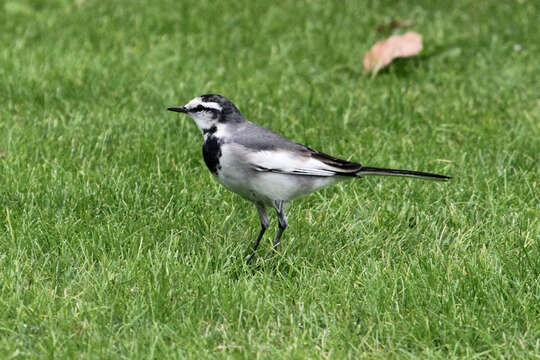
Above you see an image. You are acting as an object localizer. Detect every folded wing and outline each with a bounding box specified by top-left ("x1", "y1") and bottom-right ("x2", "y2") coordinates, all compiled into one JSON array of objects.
[{"x1": 247, "y1": 147, "x2": 363, "y2": 177}]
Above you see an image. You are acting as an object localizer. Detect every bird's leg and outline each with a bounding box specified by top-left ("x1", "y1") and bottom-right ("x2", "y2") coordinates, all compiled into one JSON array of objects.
[
  {"x1": 246, "y1": 204, "x2": 269, "y2": 265},
  {"x1": 272, "y1": 200, "x2": 288, "y2": 249}
]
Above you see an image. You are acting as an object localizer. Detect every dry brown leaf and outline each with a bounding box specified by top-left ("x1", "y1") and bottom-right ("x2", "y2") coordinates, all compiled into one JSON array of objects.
[{"x1": 363, "y1": 31, "x2": 423, "y2": 74}]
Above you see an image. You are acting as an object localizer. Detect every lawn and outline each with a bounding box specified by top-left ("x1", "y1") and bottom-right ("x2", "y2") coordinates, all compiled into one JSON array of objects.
[{"x1": 0, "y1": 0, "x2": 539, "y2": 358}]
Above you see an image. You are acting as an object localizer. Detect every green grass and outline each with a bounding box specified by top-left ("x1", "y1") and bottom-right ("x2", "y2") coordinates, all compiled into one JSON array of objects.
[{"x1": 1, "y1": 0, "x2": 539, "y2": 358}]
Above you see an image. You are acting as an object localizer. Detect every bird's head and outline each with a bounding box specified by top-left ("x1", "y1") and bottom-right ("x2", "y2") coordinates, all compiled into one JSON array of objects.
[{"x1": 168, "y1": 94, "x2": 244, "y2": 133}]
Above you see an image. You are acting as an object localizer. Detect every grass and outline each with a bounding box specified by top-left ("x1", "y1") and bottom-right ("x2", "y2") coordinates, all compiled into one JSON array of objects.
[{"x1": 0, "y1": 0, "x2": 539, "y2": 358}]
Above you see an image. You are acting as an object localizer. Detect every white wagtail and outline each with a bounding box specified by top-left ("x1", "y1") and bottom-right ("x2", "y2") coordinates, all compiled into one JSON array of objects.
[{"x1": 168, "y1": 94, "x2": 450, "y2": 264}]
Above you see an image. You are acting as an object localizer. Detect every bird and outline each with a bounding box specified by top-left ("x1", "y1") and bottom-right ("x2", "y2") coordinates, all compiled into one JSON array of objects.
[{"x1": 168, "y1": 94, "x2": 450, "y2": 264}]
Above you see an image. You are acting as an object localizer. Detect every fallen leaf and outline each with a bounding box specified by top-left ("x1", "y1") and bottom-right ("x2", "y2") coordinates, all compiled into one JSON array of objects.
[{"x1": 363, "y1": 31, "x2": 423, "y2": 75}]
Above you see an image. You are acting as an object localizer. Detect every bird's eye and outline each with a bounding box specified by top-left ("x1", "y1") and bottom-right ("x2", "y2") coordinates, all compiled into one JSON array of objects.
[{"x1": 194, "y1": 105, "x2": 206, "y2": 112}]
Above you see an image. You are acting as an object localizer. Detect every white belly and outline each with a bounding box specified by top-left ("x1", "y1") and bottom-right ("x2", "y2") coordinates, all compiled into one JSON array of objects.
[{"x1": 215, "y1": 143, "x2": 343, "y2": 204}]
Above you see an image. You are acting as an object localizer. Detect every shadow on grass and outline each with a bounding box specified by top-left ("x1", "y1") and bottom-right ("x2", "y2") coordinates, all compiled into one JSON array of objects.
[{"x1": 223, "y1": 249, "x2": 303, "y2": 281}]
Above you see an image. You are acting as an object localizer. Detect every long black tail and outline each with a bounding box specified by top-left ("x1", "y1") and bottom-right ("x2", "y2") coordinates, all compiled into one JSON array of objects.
[{"x1": 356, "y1": 166, "x2": 451, "y2": 181}]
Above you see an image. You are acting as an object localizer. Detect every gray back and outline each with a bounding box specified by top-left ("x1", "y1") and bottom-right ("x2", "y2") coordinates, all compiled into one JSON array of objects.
[{"x1": 229, "y1": 121, "x2": 309, "y2": 153}]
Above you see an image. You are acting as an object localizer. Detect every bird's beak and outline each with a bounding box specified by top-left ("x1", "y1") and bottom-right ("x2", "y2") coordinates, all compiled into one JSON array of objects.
[{"x1": 167, "y1": 106, "x2": 188, "y2": 113}]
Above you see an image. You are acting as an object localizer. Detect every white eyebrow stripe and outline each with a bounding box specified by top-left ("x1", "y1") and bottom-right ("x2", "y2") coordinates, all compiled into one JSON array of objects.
[
  {"x1": 185, "y1": 98, "x2": 223, "y2": 111},
  {"x1": 200, "y1": 102, "x2": 222, "y2": 111}
]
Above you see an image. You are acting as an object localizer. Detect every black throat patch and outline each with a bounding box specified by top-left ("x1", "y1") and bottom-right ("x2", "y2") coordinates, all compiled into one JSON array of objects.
[{"x1": 202, "y1": 129, "x2": 222, "y2": 175}]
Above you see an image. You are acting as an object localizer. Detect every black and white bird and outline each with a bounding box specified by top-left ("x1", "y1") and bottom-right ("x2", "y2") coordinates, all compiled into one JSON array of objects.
[{"x1": 168, "y1": 94, "x2": 450, "y2": 264}]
